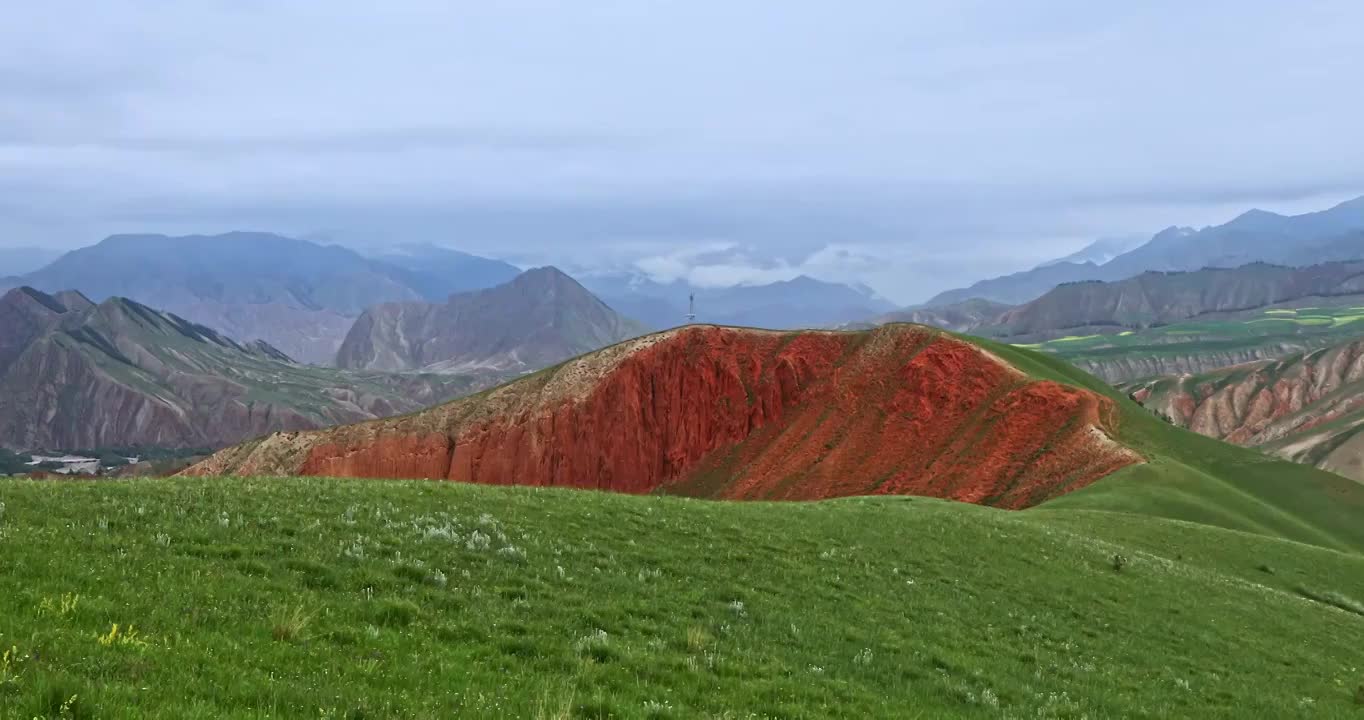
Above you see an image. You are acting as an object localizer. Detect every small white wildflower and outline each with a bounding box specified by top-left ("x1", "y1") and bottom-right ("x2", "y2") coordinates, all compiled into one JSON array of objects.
[
  {"x1": 218, "y1": 511, "x2": 231, "y2": 528},
  {"x1": 429, "y1": 569, "x2": 448, "y2": 588},
  {"x1": 153, "y1": 532, "x2": 171, "y2": 547},
  {"x1": 853, "y1": 647, "x2": 874, "y2": 665},
  {"x1": 980, "y1": 688, "x2": 999, "y2": 708},
  {"x1": 422, "y1": 525, "x2": 458, "y2": 542},
  {"x1": 342, "y1": 538, "x2": 367, "y2": 560},
  {"x1": 727, "y1": 600, "x2": 746, "y2": 617},
  {"x1": 465, "y1": 530, "x2": 491, "y2": 551},
  {"x1": 574, "y1": 628, "x2": 610, "y2": 654},
  {"x1": 97, "y1": 516, "x2": 109, "y2": 531},
  {"x1": 497, "y1": 545, "x2": 527, "y2": 561},
  {"x1": 556, "y1": 565, "x2": 566, "y2": 579}
]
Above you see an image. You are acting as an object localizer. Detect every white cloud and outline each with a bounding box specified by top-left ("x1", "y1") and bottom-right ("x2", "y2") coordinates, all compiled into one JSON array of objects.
[{"x1": 2, "y1": 1, "x2": 1363, "y2": 302}]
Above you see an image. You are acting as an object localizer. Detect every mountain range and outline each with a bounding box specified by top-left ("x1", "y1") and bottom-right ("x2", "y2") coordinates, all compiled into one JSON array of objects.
[
  {"x1": 336, "y1": 267, "x2": 648, "y2": 373},
  {"x1": 886, "y1": 260, "x2": 1364, "y2": 345},
  {"x1": 1034, "y1": 234, "x2": 1148, "y2": 268},
  {"x1": 992, "y1": 260, "x2": 1364, "y2": 340},
  {"x1": 363, "y1": 243, "x2": 523, "y2": 301},
  {"x1": 0, "y1": 287, "x2": 508, "y2": 450},
  {"x1": 925, "y1": 195, "x2": 1364, "y2": 307},
  {"x1": 2, "y1": 232, "x2": 896, "y2": 361},
  {"x1": 580, "y1": 272, "x2": 896, "y2": 330},
  {"x1": 189, "y1": 323, "x2": 1140, "y2": 508},
  {"x1": 864, "y1": 298, "x2": 1013, "y2": 333},
  {"x1": 1, "y1": 233, "x2": 524, "y2": 364}
]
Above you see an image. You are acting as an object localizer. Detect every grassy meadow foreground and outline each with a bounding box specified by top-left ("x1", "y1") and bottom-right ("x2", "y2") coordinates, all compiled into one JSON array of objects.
[{"x1": 1, "y1": 477, "x2": 1363, "y2": 718}]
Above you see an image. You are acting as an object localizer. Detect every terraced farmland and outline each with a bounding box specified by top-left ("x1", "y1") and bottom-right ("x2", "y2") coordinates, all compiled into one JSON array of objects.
[{"x1": 1020, "y1": 302, "x2": 1364, "y2": 382}]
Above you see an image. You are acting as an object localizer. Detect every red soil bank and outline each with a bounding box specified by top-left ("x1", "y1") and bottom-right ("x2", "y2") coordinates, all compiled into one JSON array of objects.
[{"x1": 186, "y1": 325, "x2": 1140, "y2": 509}]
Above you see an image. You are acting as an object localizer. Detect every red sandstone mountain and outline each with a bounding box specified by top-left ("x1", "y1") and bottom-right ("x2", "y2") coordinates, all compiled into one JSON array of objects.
[
  {"x1": 186, "y1": 324, "x2": 1140, "y2": 509},
  {"x1": 1125, "y1": 337, "x2": 1364, "y2": 481}
]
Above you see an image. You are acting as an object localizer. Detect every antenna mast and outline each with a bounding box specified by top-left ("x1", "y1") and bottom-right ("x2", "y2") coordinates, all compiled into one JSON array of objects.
[{"x1": 687, "y1": 293, "x2": 696, "y2": 324}]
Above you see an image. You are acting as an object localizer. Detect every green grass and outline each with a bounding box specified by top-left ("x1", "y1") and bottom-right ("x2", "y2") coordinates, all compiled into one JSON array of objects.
[
  {"x1": 3, "y1": 327, "x2": 1364, "y2": 717},
  {"x1": 1014, "y1": 303, "x2": 1364, "y2": 381},
  {"x1": 966, "y1": 334, "x2": 1364, "y2": 553},
  {"x1": 1, "y1": 476, "x2": 1363, "y2": 719}
]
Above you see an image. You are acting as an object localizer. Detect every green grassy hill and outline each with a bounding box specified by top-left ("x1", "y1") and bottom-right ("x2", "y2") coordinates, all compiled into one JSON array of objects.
[
  {"x1": 1, "y1": 477, "x2": 1362, "y2": 719},
  {"x1": 2, "y1": 335, "x2": 1363, "y2": 718}
]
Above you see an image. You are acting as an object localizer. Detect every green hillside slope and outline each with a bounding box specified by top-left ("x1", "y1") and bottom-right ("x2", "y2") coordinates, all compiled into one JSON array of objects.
[
  {"x1": 1, "y1": 477, "x2": 1362, "y2": 719},
  {"x1": 967, "y1": 335, "x2": 1364, "y2": 553}
]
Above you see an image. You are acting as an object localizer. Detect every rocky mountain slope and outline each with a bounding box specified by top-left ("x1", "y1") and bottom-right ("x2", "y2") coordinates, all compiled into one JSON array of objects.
[
  {"x1": 853, "y1": 262, "x2": 1364, "y2": 369},
  {"x1": 336, "y1": 267, "x2": 648, "y2": 373},
  {"x1": 1125, "y1": 338, "x2": 1364, "y2": 481},
  {"x1": 992, "y1": 260, "x2": 1364, "y2": 340},
  {"x1": 188, "y1": 324, "x2": 1139, "y2": 509},
  {"x1": 924, "y1": 258, "x2": 1112, "y2": 309},
  {"x1": 1067, "y1": 340, "x2": 1333, "y2": 384},
  {"x1": 925, "y1": 194, "x2": 1364, "y2": 307},
  {"x1": 10, "y1": 233, "x2": 520, "y2": 364},
  {"x1": 0, "y1": 287, "x2": 503, "y2": 450}
]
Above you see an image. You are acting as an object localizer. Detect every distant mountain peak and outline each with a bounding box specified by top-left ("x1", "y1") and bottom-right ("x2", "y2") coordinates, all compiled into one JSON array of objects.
[
  {"x1": 1150, "y1": 225, "x2": 1195, "y2": 241},
  {"x1": 1225, "y1": 208, "x2": 1285, "y2": 228},
  {"x1": 504, "y1": 266, "x2": 599, "y2": 299},
  {"x1": 336, "y1": 267, "x2": 647, "y2": 373},
  {"x1": 515, "y1": 265, "x2": 577, "y2": 284},
  {"x1": 1035, "y1": 234, "x2": 1148, "y2": 269},
  {"x1": 51, "y1": 290, "x2": 94, "y2": 312}
]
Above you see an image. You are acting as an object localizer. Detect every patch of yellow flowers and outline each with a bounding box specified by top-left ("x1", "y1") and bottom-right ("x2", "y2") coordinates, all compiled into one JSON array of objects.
[
  {"x1": 37, "y1": 592, "x2": 80, "y2": 618},
  {"x1": 97, "y1": 623, "x2": 148, "y2": 649}
]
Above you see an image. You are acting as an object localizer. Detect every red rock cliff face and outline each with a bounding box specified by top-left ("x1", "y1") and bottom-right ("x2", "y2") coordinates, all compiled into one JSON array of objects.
[
  {"x1": 1122, "y1": 339, "x2": 1364, "y2": 481},
  {"x1": 186, "y1": 325, "x2": 1140, "y2": 509}
]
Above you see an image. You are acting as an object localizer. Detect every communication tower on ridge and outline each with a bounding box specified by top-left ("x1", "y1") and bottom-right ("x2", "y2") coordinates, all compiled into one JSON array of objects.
[{"x1": 687, "y1": 293, "x2": 696, "y2": 324}]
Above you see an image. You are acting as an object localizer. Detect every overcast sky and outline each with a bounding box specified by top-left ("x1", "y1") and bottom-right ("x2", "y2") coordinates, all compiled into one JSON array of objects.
[{"x1": 2, "y1": 1, "x2": 1362, "y2": 302}]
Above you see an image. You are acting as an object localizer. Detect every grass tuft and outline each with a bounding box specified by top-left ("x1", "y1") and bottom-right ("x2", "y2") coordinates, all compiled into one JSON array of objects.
[
  {"x1": 270, "y1": 602, "x2": 313, "y2": 643},
  {"x1": 373, "y1": 598, "x2": 420, "y2": 627}
]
